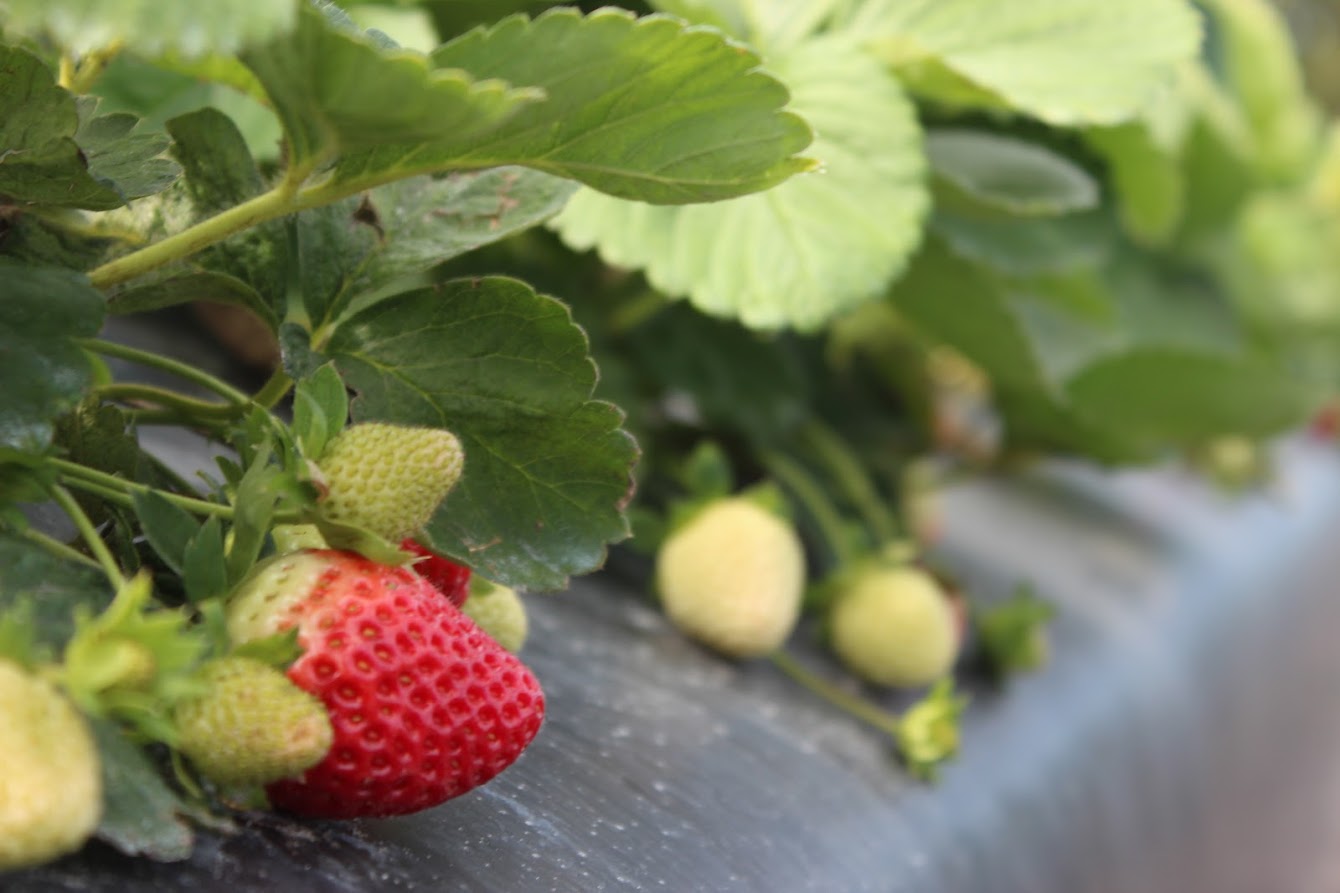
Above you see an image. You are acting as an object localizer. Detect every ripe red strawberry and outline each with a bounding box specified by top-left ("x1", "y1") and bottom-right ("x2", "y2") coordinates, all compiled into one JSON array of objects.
[
  {"x1": 400, "y1": 538, "x2": 471, "y2": 607},
  {"x1": 225, "y1": 549, "x2": 544, "y2": 818}
]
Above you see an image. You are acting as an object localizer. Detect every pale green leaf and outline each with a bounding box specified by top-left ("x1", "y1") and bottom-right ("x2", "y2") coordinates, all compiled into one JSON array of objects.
[
  {"x1": 2, "y1": 0, "x2": 294, "y2": 57},
  {"x1": 240, "y1": 1, "x2": 541, "y2": 169},
  {"x1": 325, "y1": 278, "x2": 637, "y2": 590},
  {"x1": 846, "y1": 0, "x2": 1202, "y2": 125},
  {"x1": 75, "y1": 102, "x2": 182, "y2": 202},
  {"x1": 927, "y1": 129, "x2": 1098, "y2": 216},
  {"x1": 553, "y1": 35, "x2": 928, "y2": 330},
  {"x1": 651, "y1": 0, "x2": 846, "y2": 52},
  {"x1": 332, "y1": 8, "x2": 815, "y2": 203}
]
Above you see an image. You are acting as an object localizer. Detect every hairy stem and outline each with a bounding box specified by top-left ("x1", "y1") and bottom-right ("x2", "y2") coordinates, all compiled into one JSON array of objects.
[
  {"x1": 252, "y1": 368, "x2": 295, "y2": 409},
  {"x1": 48, "y1": 485, "x2": 126, "y2": 588},
  {"x1": 94, "y1": 383, "x2": 245, "y2": 419}
]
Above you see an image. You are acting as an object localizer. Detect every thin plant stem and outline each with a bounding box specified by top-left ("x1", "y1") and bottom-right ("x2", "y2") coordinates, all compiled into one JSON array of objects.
[
  {"x1": 769, "y1": 651, "x2": 900, "y2": 737},
  {"x1": 47, "y1": 485, "x2": 126, "y2": 588},
  {"x1": 20, "y1": 528, "x2": 103, "y2": 572},
  {"x1": 800, "y1": 420, "x2": 901, "y2": 545},
  {"x1": 94, "y1": 383, "x2": 244, "y2": 418},
  {"x1": 49, "y1": 458, "x2": 232, "y2": 519},
  {"x1": 758, "y1": 448, "x2": 856, "y2": 568},
  {"x1": 79, "y1": 340, "x2": 251, "y2": 405},
  {"x1": 252, "y1": 368, "x2": 295, "y2": 409}
]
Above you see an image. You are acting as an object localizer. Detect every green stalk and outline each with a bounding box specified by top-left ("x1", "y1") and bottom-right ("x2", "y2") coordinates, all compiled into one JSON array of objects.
[
  {"x1": 47, "y1": 485, "x2": 126, "y2": 588},
  {"x1": 50, "y1": 459, "x2": 231, "y2": 519},
  {"x1": 758, "y1": 448, "x2": 856, "y2": 568},
  {"x1": 800, "y1": 420, "x2": 900, "y2": 545},
  {"x1": 94, "y1": 383, "x2": 244, "y2": 419},
  {"x1": 79, "y1": 340, "x2": 252, "y2": 406},
  {"x1": 87, "y1": 186, "x2": 302, "y2": 289},
  {"x1": 252, "y1": 368, "x2": 295, "y2": 409},
  {"x1": 769, "y1": 651, "x2": 900, "y2": 737},
  {"x1": 20, "y1": 528, "x2": 104, "y2": 572}
]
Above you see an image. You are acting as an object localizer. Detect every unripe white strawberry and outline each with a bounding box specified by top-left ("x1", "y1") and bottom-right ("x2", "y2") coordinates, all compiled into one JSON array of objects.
[
  {"x1": 461, "y1": 578, "x2": 528, "y2": 654},
  {"x1": 655, "y1": 498, "x2": 805, "y2": 658},
  {"x1": 317, "y1": 423, "x2": 464, "y2": 542},
  {"x1": 0, "y1": 659, "x2": 102, "y2": 871},
  {"x1": 829, "y1": 566, "x2": 959, "y2": 688},
  {"x1": 174, "y1": 656, "x2": 333, "y2": 787}
]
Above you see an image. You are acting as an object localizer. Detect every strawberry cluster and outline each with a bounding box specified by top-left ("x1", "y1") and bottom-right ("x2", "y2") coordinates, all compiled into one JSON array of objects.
[{"x1": 183, "y1": 423, "x2": 545, "y2": 819}]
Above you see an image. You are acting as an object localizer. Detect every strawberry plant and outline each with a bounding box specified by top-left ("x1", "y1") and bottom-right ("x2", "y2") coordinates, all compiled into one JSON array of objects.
[
  {"x1": 0, "y1": 0, "x2": 814, "y2": 869},
  {"x1": 3, "y1": 0, "x2": 1339, "y2": 876}
]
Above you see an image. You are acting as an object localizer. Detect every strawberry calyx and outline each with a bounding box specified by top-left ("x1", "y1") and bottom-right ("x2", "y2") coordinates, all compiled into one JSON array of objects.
[{"x1": 894, "y1": 678, "x2": 968, "y2": 782}]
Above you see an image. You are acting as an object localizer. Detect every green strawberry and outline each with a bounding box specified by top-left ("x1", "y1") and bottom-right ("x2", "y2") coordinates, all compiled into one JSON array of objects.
[
  {"x1": 316, "y1": 423, "x2": 464, "y2": 542},
  {"x1": 174, "y1": 656, "x2": 333, "y2": 787},
  {"x1": 655, "y1": 497, "x2": 805, "y2": 658},
  {"x1": 461, "y1": 577, "x2": 528, "y2": 654},
  {"x1": 829, "y1": 566, "x2": 959, "y2": 688},
  {"x1": 0, "y1": 659, "x2": 101, "y2": 871}
]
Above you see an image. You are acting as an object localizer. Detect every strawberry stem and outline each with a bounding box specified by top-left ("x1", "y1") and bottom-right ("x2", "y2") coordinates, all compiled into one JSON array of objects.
[
  {"x1": 80, "y1": 340, "x2": 252, "y2": 407},
  {"x1": 768, "y1": 650, "x2": 900, "y2": 738},
  {"x1": 757, "y1": 448, "x2": 856, "y2": 568},
  {"x1": 799, "y1": 419, "x2": 901, "y2": 545},
  {"x1": 47, "y1": 484, "x2": 126, "y2": 588},
  {"x1": 252, "y1": 369, "x2": 294, "y2": 410},
  {"x1": 94, "y1": 383, "x2": 246, "y2": 419},
  {"x1": 19, "y1": 527, "x2": 103, "y2": 572}
]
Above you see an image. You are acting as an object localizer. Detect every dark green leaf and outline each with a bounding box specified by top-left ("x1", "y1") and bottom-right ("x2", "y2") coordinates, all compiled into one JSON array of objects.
[
  {"x1": 298, "y1": 168, "x2": 577, "y2": 329},
  {"x1": 292, "y1": 363, "x2": 348, "y2": 459},
  {"x1": 333, "y1": 8, "x2": 815, "y2": 203},
  {"x1": 325, "y1": 277, "x2": 637, "y2": 590},
  {"x1": 240, "y1": 2, "x2": 540, "y2": 170},
  {"x1": 107, "y1": 271, "x2": 276, "y2": 328},
  {"x1": 132, "y1": 490, "x2": 200, "y2": 576},
  {"x1": 0, "y1": 530, "x2": 113, "y2": 650},
  {"x1": 181, "y1": 516, "x2": 227, "y2": 603},
  {"x1": 931, "y1": 208, "x2": 1115, "y2": 277},
  {"x1": 0, "y1": 262, "x2": 105, "y2": 454},
  {"x1": 90, "y1": 718, "x2": 194, "y2": 861},
  {"x1": 76, "y1": 101, "x2": 182, "y2": 201},
  {"x1": 926, "y1": 129, "x2": 1099, "y2": 216},
  {"x1": 0, "y1": 46, "x2": 123, "y2": 209}
]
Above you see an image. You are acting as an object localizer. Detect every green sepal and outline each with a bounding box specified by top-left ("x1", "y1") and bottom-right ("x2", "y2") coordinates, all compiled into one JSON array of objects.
[
  {"x1": 309, "y1": 514, "x2": 416, "y2": 567},
  {"x1": 676, "y1": 440, "x2": 735, "y2": 502},
  {"x1": 60, "y1": 571, "x2": 208, "y2": 743},
  {"x1": 894, "y1": 677, "x2": 968, "y2": 782},
  {"x1": 292, "y1": 363, "x2": 349, "y2": 461},
  {"x1": 230, "y1": 628, "x2": 303, "y2": 668},
  {"x1": 0, "y1": 601, "x2": 47, "y2": 669},
  {"x1": 132, "y1": 489, "x2": 201, "y2": 576},
  {"x1": 181, "y1": 516, "x2": 228, "y2": 603},
  {"x1": 974, "y1": 586, "x2": 1054, "y2": 679}
]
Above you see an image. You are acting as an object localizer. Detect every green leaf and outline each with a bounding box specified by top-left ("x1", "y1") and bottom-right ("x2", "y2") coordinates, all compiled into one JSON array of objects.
[
  {"x1": 325, "y1": 277, "x2": 637, "y2": 590},
  {"x1": 331, "y1": 8, "x2": 815, "y2": 203},
  {"x1": 651, "y1": 0, "x2": 847, "y2": 53},
  {"x1": 553, "y1": 35, "x2": 927, "y2": 330},
  {"x1": 0, "y1": 531, "x2": 113, "y2": 651},
  {"x1": 846, "y1": 0, "x2": 1202, "y2": 125},
  {"x1": 931, "y1": 208, "x2": 1115, "y2": 276},
  {"x1": 76, "y1": 101, "x2": 182, "y2": 202},
  {"x1": 90, "y1": 718, "x2": 194, "y2": 861},
  {"x1": 107, "y1": 271, "x2": 276, "y2": 328},
  {"x1": 1085, "y1": 122, "x2": 1184, "y2": 243},
  {"x1": 0, "y1": 46, "x2": 126, "y2": 209},
  {"x1": 292, "y1": 363, "x2": 348, "y2": 459},
  {"x1": 0, "y1": 262, "x2": 106, "y2": 454},
  {"x1": 3, "y1": 0, "x2": 295, "y2": 57},
  {"x1": 926, "y1": 129, "x2": 1099, "y2": 216},
  {"x1": 181, "y1": 516, "x2": 228, "y2": 603},
  {"x1": 1066, "y1": 350, "x2": 1316, "y2": 440},
  {"x1": 132, "y1": 491, "x2": 200, "y2": 576},
  {"x1": 164, "y1": 108, "x2": 288, "y2": 316},
  {"x1": 240, "y1": 1, "x2": 540, "y2": 170},
  {"x1": 298, "y1": 168, "x2": 577, "y2": 329}
]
